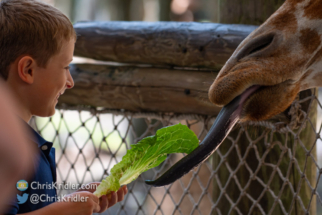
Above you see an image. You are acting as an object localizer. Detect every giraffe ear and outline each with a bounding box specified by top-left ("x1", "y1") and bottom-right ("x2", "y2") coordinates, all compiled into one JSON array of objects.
[{"x1": 235, "y1": 33, "x2": 275, "y2": 61}]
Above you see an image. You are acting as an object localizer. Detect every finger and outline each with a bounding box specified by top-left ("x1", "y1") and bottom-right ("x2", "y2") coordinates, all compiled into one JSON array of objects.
[
  {"x1": 92, "y1": 201, "x2": 101, "y2": 213},
  {"x1": 123, "y1": 185, "x2": 128, "y2": 195},
  {"x1": 98, "y1": 195, "x2": 108, "y2": 213},
  {"x1": 117, "y1": 188, "x2": 125, "y2": 202},
  {"x1": 107, "y1": 191, "x2": 118, "y2": 208},
  {"x1": 84, "y1": 192, "x2": 100, "y2": 213},
  {"x1": 89, "y1": 192, "x2": 100, "y2": 204}
]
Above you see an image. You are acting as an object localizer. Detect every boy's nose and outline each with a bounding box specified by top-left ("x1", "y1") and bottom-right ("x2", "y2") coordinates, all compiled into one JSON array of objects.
[{"x1": 66, "y1": 70, "x2": 74, "y2": 89}]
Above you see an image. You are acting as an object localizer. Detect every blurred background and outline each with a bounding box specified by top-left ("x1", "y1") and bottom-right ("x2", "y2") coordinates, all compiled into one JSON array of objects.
[{"x1": 40, "y1": 0, "x2": 216, "y2": 23}]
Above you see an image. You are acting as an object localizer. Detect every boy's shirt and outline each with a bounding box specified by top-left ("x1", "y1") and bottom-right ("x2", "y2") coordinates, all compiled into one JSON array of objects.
[{"x1": 5, "y1": 124, "x2": 57, "y2": 214}]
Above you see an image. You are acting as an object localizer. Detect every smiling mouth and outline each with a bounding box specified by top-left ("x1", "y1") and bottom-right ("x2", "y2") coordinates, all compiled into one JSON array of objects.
[{"x1": 56, "y1": 93, "x2": 63, "y2": 100}]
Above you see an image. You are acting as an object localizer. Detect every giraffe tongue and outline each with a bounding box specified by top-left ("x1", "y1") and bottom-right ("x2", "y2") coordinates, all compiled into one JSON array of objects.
[{"x1": 145, "y1": 85, "x2": 259, "y2": 187}]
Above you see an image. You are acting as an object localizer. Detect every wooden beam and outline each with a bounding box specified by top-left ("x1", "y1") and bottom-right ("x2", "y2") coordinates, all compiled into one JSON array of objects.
[
  {"x1": 58, "y1": 64, "x2": 222, "y2": 116},
  {"x1": 73, "y1": 22, "x2": 257, "y2": 69}
]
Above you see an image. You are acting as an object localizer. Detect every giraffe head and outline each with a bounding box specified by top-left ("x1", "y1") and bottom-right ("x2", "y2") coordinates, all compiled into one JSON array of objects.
[
  {"x1": 209, "y1": 0, "x2": 322, "y2": 122},
  {"x1": 145, "y1": 0, "x2": 322, "y2": 186}
]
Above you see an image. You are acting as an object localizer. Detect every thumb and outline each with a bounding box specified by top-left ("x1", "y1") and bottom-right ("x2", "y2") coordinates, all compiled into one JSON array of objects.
[{"x1": 89, "y1": 193, "x2": 101, "y2": 213}]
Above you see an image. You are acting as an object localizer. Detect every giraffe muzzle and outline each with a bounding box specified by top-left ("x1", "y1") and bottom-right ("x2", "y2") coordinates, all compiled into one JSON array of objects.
[{"x1": 145, "y1": 85, "x2": 260, "y2": 187}]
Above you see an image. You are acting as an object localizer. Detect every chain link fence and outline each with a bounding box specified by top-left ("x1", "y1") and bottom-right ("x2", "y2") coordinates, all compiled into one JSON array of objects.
[{"x1": 30, "y1": 88, "x2": 322, "y2": 215}]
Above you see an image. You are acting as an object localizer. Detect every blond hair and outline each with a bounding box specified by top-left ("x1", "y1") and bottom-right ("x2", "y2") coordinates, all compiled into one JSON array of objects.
[{"x1": 0, "y1": 0, "x2": 76, "y2": 80}]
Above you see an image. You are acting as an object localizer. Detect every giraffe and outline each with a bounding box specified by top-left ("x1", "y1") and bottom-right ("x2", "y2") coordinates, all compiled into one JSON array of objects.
[
  {"x1": 209, "y1": 0, "x2": 322, "y2": 122},
  {"x1": 146, "y1": 1, "x2": 321, "y2": 213},
  {"x1": 146, "y1": 0, "x2": 322, "y2": 187}
]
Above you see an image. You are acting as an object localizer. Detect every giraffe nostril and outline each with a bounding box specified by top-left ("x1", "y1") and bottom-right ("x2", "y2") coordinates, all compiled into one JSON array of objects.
[
  {"x1": 248, "y1": 38, "x2": 273, "y2": 55},
  {"x1": 236, "y1": 32, "x2": 275, "y2": 61}
]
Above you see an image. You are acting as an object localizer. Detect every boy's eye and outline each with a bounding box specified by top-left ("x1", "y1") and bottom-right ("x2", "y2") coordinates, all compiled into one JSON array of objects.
[{"x1": 65, "y1": 66, "x2": 70, "y2": 70}]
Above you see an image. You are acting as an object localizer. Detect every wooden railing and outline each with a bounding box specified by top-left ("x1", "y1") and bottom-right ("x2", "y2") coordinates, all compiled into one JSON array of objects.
[{"x1": 60, "y1": 22, "x2": 257, "y2": 116}]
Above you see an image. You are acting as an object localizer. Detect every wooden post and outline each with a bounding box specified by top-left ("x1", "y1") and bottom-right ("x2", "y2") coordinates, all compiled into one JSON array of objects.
[
  {"x1": 212, "y1": 89, "x2": 317, "y2": 214},
  {"x1": 159, "y1": 0, "x2": 171, "y2": 21},
  {"x1": 211, "y1": 1, "x2": 317, "y2": 214},
  {"x1": 115, "y1": 0, "x2": 131, "y2": 21},
  {"x1": 214, "y1": 0, "x2": 285, "y2": 25},
  {"x1": 200, "y1": 0, "x2": 220, "y2": 23}
]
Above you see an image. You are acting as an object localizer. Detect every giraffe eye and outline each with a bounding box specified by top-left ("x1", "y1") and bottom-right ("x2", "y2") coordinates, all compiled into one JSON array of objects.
[{"x1": 236, "y1": 33, "x2": 275, "y2": 60}]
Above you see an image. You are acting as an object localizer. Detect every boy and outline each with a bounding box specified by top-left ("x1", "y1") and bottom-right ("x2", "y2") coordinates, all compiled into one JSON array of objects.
[{"x1": 0, "y1": 0, "x2": 127, "y2": 214}]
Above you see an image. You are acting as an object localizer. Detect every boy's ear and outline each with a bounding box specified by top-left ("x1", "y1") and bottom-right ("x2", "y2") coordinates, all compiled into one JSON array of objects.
[{"x1": 17, "y1": 56, "x2": 36, "y2": 84}]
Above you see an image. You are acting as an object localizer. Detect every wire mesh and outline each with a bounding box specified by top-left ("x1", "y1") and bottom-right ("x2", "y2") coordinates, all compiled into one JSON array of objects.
[{"x1": 30, "y1": 88, "x2": 322, "y2": 215}]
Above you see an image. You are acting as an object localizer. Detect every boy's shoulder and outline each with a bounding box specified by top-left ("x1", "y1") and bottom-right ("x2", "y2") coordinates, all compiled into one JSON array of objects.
[{"x1": 5, "y1": 122, "x2": 57, "y2": 214}]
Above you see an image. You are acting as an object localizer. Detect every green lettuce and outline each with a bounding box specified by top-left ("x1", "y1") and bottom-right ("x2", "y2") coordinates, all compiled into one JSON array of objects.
[{"x1": 94, "y1": 123, "x2": 199, "y2": 197}]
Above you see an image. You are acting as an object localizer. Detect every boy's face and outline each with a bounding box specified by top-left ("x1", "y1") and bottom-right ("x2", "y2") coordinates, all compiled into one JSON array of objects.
[{"x1": 31, "y1": 39, "x2": 75, "y2": 117}]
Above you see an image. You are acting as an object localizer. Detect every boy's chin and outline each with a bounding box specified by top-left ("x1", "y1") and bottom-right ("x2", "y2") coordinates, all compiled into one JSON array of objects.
[
  {"x1": 36, "y1": 109, "x2": 56, "y2": 118},
  {"x1": 47, "y1": 109, "x2": 56, "y2": 117}
]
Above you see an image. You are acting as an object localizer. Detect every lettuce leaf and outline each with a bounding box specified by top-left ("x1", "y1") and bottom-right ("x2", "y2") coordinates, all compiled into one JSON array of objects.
[{"x1": 94, "y1": 123, "x2": 199, "y2": 197}]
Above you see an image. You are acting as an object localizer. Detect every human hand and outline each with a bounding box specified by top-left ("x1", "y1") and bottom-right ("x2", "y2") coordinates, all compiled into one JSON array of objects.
[
  {"x1": 78, "y1": 182, "x2": 128, "y2": 213},
  {"x1": 44, "y1": 191, "x2": 100, "y2": 215}
]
